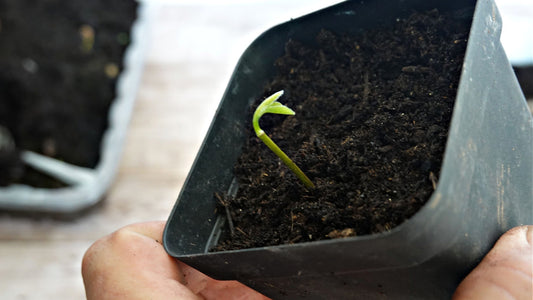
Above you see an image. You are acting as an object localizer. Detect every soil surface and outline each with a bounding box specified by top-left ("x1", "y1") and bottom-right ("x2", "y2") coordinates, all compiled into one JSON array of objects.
[
  {"x1": 0, "y1": 0, "x2": 137, "y2": 187},
  {"x1": 215, "y1": 9, "x2": 472, "y2": 251}
]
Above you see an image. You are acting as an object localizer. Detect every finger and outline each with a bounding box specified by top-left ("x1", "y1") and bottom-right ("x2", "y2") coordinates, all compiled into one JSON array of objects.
[
  {"x1": 453, "y1": 225, "x2": 533, "y2": 300},
  {"x1": 82, "y1": 221, "x2": 201, "y2": 300},
  {"x1": 115, "y1": 221, "x2": 166, "y2": 243},
  {"x1": 177, "y1": 260, "x2": 271, "y2": 300}
]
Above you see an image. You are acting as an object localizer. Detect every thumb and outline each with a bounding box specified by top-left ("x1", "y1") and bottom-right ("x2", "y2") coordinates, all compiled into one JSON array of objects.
[
  {"x1": 453, "y1": 225, "x2": 533, "y2": 300},
  {"x1": 82, "y1": 221, "x2": 201, "y2": 300}
]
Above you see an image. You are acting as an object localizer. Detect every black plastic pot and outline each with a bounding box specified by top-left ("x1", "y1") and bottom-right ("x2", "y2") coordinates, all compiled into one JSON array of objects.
[{"x1": 164, "y1": 0, "x2": 533, "y2": 298}]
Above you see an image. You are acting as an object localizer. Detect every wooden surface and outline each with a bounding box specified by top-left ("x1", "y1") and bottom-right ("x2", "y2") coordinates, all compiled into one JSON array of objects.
[
  {"x1": 0, "y1": 1, "x2": 341, "y2": 299},
  {"x1": 0, "y1": 1, "x2": 530, "y2": 299}
]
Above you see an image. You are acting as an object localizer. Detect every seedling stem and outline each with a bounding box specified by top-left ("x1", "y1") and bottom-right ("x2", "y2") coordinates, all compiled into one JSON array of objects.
[{"x1": 253, "y1": 90, "x2": 315, "y2": 188}]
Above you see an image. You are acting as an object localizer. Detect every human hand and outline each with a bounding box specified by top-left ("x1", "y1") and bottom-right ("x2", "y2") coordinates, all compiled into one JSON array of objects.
[
  {"x1": 82, "y1": 222, "x2": 532, "y2": 299},
  {"x1": 81, "y1": 221, "x2": 270, "y2": 300},
  {"x1": 453, "y1": 225, "x2": 532, "y2": 300}
]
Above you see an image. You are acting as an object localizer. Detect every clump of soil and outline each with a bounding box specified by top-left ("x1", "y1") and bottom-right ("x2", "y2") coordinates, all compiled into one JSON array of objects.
[
  {"x1": 215, "y1": 9, "x2": 471, "y2": 251},
  {"x1": 0, "y1": 0, "x2": 137, "y2": 187}
]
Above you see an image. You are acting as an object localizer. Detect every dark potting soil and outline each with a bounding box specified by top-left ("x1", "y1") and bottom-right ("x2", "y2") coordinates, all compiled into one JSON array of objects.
[
  {"x1": 215, "y1": 9, "x2": 471, "y2": 251},
  {"x1": 514, "y1": 66, "x2": 533, "y2": 99},
  {"x1": 0, "y1": 0, "x2": 137, "y2": 187}
]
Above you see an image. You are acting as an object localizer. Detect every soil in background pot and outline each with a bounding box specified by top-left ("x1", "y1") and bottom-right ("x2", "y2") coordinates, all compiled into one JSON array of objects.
[
  {"x1": 0, "y1": 0, "x2": 137, "y2": 187},
  {"x1": 215, "y1": 9, "x2": 472, "y2": 251}
]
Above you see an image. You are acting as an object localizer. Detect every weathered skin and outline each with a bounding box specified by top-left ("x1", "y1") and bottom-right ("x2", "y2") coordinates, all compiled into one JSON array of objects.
[{"x1": 82, "y1": 221, "x2": 532, "y2": 300}]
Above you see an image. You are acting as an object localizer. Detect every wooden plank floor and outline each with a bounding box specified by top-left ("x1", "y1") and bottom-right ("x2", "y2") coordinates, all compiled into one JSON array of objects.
[
  {"x1": 0, "y1": 1, "x2": 341, "y2": 299},
  {"x1": 0, "y1": 1, "x2": 530, "y2": 299}
]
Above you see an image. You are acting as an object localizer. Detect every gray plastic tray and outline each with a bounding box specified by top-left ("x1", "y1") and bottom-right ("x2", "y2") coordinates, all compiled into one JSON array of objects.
[{"x1": 0, "y1": 3, "x2": 153, "y2": 214}]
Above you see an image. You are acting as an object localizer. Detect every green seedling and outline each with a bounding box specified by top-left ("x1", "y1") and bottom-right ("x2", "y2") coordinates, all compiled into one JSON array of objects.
[{"x1": 253, "y1": 90, "x2": 315, "y2": 188}]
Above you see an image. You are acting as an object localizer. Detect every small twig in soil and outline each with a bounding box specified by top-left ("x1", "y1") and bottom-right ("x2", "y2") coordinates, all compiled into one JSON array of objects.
[
  {"x1": 215, "y1": 192, "x2": 235, "y2": 236},
  {"x1": 289, "y1": 235, "x2": 302, "y2": 244},
  {"x1": 290, "y1": 210, "x2": 294, "y2": 233},
  {"x1": 429, "y1": 172, "x2": 438, "y2": 190},
  {"x1": 235, "y1": 227, "x2": 248, "y2": 237}
]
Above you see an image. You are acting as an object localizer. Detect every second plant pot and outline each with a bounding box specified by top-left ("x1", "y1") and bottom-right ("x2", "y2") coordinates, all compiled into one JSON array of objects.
[
  {"x1": 164, "y1": 0, "x2": 533, "y2": 299},
  {"x1": 0, "y1": 1, "x2": 151, "y2": 214}
]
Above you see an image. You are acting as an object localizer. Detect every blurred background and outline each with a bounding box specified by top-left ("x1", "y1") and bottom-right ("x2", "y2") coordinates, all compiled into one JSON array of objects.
[{"x1": 0, "y1": 0, "x2": 530, "y2": 299}]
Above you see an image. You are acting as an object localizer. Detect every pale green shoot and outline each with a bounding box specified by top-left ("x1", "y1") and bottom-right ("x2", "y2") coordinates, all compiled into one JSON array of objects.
[{"x1": 252, "y1": 90, "x2": 315, "y2": 188}]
